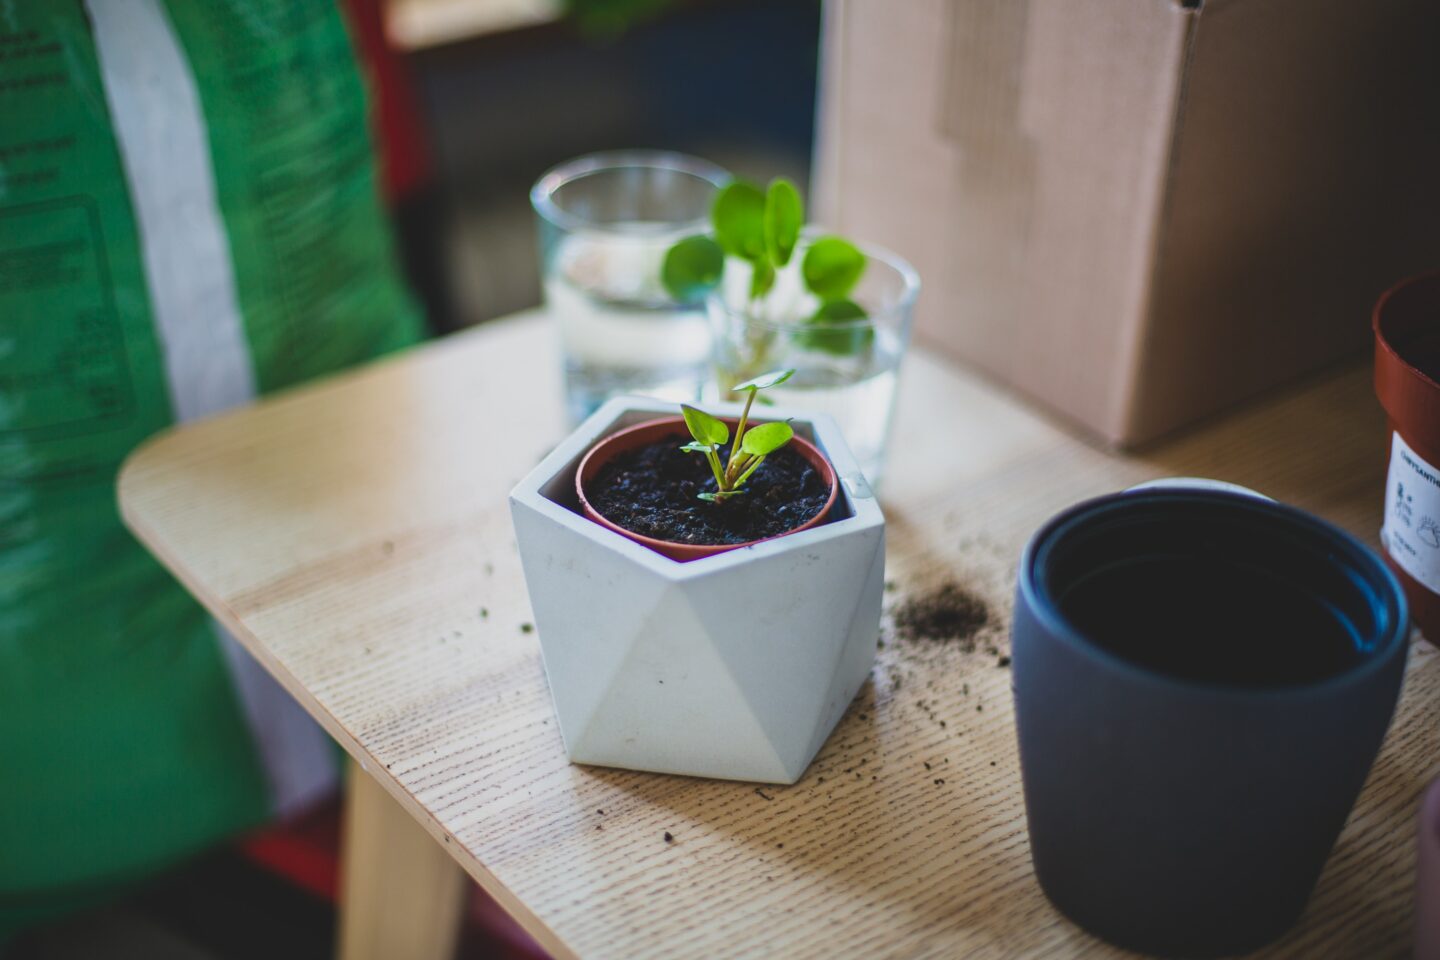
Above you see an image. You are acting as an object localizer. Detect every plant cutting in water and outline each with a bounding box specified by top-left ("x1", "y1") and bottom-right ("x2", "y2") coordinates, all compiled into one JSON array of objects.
[
  {"x1": 679, "y1": 369, "x2": 796, "y2": 502},
  {"x1": 661, "y1": 179, "x2": 872, "y2": 356}
]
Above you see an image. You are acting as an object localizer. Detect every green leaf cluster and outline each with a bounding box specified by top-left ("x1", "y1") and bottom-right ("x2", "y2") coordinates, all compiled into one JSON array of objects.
[
  {"x1": 679, "y1": 369, "x2": 795, "y2": 502},
  {"x1": 659, "y1": 177, "x2": 873, "y2": 356}
]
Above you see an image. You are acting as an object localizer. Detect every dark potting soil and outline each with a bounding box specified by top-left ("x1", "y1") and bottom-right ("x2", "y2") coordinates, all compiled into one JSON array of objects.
[
  {"x1": 587, "y1": 438, "x2": 830, "y2": 545},
  {"x1": 893, "y1": 582, "x2": 992, "y2": 647}
]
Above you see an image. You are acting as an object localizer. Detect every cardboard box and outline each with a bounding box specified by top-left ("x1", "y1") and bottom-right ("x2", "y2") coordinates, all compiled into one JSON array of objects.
[{"x1": 814, "y1": 0, "x2": 1440, "y2": 446}]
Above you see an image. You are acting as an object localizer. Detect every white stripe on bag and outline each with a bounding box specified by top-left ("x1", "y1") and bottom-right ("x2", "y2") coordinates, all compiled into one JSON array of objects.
[{"x1": 86, "y1": 0, "x2": 338, "y2": 818}]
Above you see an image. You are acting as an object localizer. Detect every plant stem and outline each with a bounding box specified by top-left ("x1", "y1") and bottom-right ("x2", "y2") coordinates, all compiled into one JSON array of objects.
[
  {"x1": 725, "y1": 451, "x2": 753, "y2": 487},
  {"x1": 704, "y1": 446, "x2": 727, "y2": 493},
  {"x1": 727, "y1": 388, "x2": 757, "y2": 476},
  {"x1": 735, "y1": 455, "x2": 766, "y2": 488}
]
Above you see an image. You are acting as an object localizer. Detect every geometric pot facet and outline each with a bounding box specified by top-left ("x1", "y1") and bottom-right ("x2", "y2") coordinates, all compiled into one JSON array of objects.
[{"x1": 509, "y1": 396, "x2": 885, "y2": 783}]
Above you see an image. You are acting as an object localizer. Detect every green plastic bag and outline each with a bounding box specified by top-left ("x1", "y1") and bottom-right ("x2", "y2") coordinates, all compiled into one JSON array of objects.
[{"x1": 0, "y1": 0, "x2": 423, "y2": 936}]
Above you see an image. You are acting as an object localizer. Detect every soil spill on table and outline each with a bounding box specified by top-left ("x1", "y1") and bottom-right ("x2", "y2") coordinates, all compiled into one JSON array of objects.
[{"x1": 891, "y1": 581, "x2": 993, "y2": 649}]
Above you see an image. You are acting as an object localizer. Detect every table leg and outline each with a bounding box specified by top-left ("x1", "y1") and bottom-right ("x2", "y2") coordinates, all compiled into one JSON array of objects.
[{"x1": 337, "y1": 758, "x2": 468, "y2": 960}]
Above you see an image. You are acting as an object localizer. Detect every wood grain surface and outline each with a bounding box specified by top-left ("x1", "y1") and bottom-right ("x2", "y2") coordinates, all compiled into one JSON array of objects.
[{"x1": 119, "y1": 312, "x2": 1436, "y2": 959}]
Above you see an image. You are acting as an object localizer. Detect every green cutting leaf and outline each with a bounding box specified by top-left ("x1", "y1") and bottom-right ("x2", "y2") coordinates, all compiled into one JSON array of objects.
[
  {"x1": 794, "y1": 298, "x2": 874, "y2": 356},
  {"x1": 681, "y1": 404, "x2": 729, "y2": 446},
  {"x1": 740, "y1": 421, "x2": 794, "y2": 457},
  {"x1": 733, "y1": 369, "x2": 795, "y2": 392},
  {"x1": 749, "y1": 258, "x2": 775, "y2": 300},
  {"x1": 661, "y1": 235, "x2": 724, "y2": 303},
  {"x1": 712, "y1": 181, "x2": 766, "y2": 261},
  {"x1": 678, "y1": 441, "x2": 714, "y2": 454},
  {"x1": 802, "y1": 237, "x2": 867, "y2": 300},
  {"x1": 763, "y1": 179, "x2": 802, "y2": 267}
]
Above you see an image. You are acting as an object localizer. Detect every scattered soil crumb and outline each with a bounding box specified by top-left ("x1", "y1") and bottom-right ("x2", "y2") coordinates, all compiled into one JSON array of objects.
[
  {"x1": 997, "y1": 655, "x2": 1011, "y2": 668},
  {"x1": 520, "y1": 623, "x2": 534, "y2": 634},
  {"x1": 893, "y1": 582, "x2": 992, "y2": 648},
  {"x1": 934, "y1": 778, "x2": 946, "y2": 786},
  {"x1": 664, "y1": 831, "x2": 674, "y2": 844},
  {"x1": 755, "y1": 788, "x2": 775, "y2": 801},
  {"x1": 596, "y1": 809, "x2": 604, "y2": 815}
]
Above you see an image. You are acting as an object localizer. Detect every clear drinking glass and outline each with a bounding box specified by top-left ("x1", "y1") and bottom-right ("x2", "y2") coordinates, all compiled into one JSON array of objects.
[
  {"x1": 531, "y1": 151, "x2": 730, "y2": 423},
  {"x1": 707, "y1": 240, "x2": 919, "y2": 486}
]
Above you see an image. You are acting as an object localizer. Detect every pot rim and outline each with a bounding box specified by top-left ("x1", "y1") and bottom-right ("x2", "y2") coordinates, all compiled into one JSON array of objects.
[
  {"x1": 1018, "y1": 488, "x2": 1409, "y2": 700},
  {"x1": 1374, "y1": 268, "x2": 1440, "y2": 414},
  {"x1": 575, "y1": 415, "x2": 840, "y2": 561}
]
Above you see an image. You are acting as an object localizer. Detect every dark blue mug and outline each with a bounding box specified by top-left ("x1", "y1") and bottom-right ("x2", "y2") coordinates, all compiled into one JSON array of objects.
[{"x1": 1013, "y1": 486, "x2": 1409, "y2": 957}]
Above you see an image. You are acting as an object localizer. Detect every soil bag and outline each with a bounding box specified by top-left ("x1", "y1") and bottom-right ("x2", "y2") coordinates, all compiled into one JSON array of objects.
[{"x1": 0, "y1": 0, "x2": 422, "y2": 936}]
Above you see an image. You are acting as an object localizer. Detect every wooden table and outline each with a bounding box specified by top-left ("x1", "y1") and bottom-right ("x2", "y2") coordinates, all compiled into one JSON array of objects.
[{"x1": 118, "y1": 311, "x2": 1439, "y2": 959}]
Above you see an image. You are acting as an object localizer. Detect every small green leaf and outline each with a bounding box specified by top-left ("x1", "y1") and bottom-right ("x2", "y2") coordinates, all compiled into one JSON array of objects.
[
  {"x1": 812, "y1": 299, "x2": 868, "y2": 322},
  {"x1": 681, "y1": 404, "x2": 729, "y2": 446},
  {"x1": 661, "y1": 235, "x2": 724, "y2": 303},
  {"x1": 793, "y1": 298, "x2": 874, "y2": 356},
  {"x1": 748, "y1": 259, "x2": 775, "y2": 300},
  {"x1": 678, "y1": 441, "x2": 713, "y2": 454},
  {"x1": 763, "y1": 179, "x2": 802, "y2": 267},
  {"x1": 712, "y1": 181, "x2": 766, "y2": 261},
  {"x1": 697, "y1": 490, "x2": 744, "y2": 502},
  {"x1": 733, "y1": 368, "x2": 795, "y2": 392},
  {"x1": 802, "y1": 236, "x2": 867, "y2": 299},
  {"x1": 740, "y1": 421, "x2": 794, "y2": 457}
]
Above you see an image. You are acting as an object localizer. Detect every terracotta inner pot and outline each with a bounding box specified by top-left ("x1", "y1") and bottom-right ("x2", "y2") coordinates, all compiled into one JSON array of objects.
[
  {"x1": 574, "y1": 416, "x2": 839, "y2": 562},
  {"x1": 1374, "y1": 270, "x2": 1440, "y2": 644}
]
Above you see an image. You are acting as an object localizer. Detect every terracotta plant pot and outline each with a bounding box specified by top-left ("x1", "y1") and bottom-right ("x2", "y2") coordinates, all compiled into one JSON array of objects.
[
  {"x1": 1374, "y1": 270, "x2": 1440, "y2": 644},
  {"x1": 574, "y1": 416, "x2": 839, "y2": 562}
]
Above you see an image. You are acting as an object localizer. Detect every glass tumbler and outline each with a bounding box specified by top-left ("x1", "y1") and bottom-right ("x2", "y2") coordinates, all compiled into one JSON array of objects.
[
  {"x1": 532, "y1": 151, "x2": 729, "y2": 424},
  {"x1": 707, "y1": 240, "x2": 919, "y2": 486}
]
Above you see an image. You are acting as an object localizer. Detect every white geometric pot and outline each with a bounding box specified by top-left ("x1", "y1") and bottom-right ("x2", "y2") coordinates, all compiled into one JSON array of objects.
[{"x1": 509, "y1": 396, "x2": 886, "y2": 783}]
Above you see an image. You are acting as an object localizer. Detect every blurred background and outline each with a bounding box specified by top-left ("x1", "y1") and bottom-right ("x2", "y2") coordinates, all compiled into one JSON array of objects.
[{"x1": 400, "y1": 0, "x2": 820, "y2": 332}]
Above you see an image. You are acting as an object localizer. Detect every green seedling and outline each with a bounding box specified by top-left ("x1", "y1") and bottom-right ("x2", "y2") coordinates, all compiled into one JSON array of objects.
[
  {"x1": 679, "y1": 369, "x2": 796, "y2": 502},
  {"x1": 660, "y1": 177, "x2": 872, "y2": 356}
]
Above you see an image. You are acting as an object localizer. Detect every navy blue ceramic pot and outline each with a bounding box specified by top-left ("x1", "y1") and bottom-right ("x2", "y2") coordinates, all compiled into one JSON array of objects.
[{"x1": 1013, "y1": 489, "x2": 1409, "y2": 958}]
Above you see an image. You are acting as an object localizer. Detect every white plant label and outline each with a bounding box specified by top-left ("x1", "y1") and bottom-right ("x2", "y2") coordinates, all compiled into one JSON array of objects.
[{"x1": 1381, "y1": 431, "x2": 1440, "y2": 593}]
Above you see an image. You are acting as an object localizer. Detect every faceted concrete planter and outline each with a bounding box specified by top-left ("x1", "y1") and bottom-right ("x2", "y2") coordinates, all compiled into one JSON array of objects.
[{"x1": 509, "y1": 396, "x2": 885, "y2": 783}]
